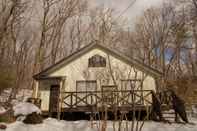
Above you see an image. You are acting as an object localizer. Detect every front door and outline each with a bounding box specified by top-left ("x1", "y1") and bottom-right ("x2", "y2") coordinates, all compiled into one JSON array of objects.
[
  {"x1": 102, "y1": 85, "x2": 116, "y2": 106},
  {"x1": 49, "y1": 85, "x2": 60, "y2": 113}
]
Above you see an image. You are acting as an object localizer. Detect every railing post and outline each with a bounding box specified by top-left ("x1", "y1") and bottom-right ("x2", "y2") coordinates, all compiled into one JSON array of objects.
[
  {"x1": 141, "y1": 90, "x2": 143, "y2": 105},
  {"x1": 71, "y1": 92, "x2": 73, "y2": 108},
  {"x1": 91, "y1": 92, "x2": 93, "y2": 105}
]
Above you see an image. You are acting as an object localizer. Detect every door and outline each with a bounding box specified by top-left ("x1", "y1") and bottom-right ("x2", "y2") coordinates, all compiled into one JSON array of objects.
[
  {"x1": 102, "y1": 85, "x2": 116, "y2": 106},
  {"x1": 49, "y1": 85, "x2": 60, "y2": 112}
]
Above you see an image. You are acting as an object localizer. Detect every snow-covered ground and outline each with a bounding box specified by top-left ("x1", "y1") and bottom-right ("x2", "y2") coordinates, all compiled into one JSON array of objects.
[
  {"x1": 1, "y1": 117, "x2": 197, "y2": 131},
  {"x1": 13, "y1": 102, "x2": 41, "y2": 116},
  {"x1": 0, "y1": 89, "x2": 32, "y2": 103},
  {"x1": 0, "y1": 107, "x2": 6, "y2": 115},
  {"x1": 1, "y1": 102, "x2": 197, "y2": 131}
]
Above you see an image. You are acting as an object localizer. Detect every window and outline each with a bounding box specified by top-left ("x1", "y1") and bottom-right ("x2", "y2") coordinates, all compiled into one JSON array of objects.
[
  {"x1": 76, "y1": 80, "x2": 97, "y2": 106},
  {"x1": 88, "y1": 55, "x2": 106, "y2": 67},
  {"x1": 101, "y1": 85, "x2": 117, "y2": 104},
  {"x1": 121, "y1": 79, "x2": 142, "y2": 90},
  {"x1": 76, "y1": 80, "x2": 97, "y2": 92}
]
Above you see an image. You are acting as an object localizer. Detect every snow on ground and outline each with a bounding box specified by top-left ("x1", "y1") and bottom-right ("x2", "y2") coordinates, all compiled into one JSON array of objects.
[
  {"x1": 4, "y1": 119, "x2": 96, "y2": 131},
  {"x1": 0, "y1": 107, "x2": 6, "y2": 114},
  {"x1": 0, "y1": 89, "x2": 32, "y2": 104},
  {"x1": 192, "y1": 105, "x2": 197, "y2": 114},
  {"x1": 13, "y1": 102, "x2": 41, "y2": 116},
  {"x1": 142, "y1": 119, "x2": 197, "y2": 131},
  {"x1": 2, "y1": 117, "x2": 197, "y2": 131}
]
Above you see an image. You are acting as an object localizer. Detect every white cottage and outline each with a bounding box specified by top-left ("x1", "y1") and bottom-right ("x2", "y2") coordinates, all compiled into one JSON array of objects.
[{"x1": 33, "y1": 43, "x2": 162, "y2": 114}]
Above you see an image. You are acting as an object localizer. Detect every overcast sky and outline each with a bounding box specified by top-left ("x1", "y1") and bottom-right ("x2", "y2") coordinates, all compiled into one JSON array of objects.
[{"x1": 90, "y1": 0, "x2": 164, "y2": 26}]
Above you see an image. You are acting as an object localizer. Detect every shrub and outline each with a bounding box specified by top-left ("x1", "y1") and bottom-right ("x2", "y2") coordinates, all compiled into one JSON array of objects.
[{"x1": 23, "y1": 112, "x2": 43, "y2": 124}]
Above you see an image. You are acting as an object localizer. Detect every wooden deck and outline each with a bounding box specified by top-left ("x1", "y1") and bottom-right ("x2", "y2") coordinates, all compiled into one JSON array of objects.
[{"x1": 61, "y1": 90, "x2": 153, "y2": 112}]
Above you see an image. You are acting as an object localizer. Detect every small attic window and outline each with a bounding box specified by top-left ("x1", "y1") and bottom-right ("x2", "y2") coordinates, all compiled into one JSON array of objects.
[{"x1": 88, "y1": 55, "x2": 106, "y2": 67}]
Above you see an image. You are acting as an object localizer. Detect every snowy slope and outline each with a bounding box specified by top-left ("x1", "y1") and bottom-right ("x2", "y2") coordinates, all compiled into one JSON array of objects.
[
  {"x1": 13, "y1": 102, "x2": 41, "y2": 116},
  {"x1": 2, "y1": 118, "x2": 197, "y2": 131},
  {"x1": 0, "y1": 107, "x2": 6, "y2": 114}
]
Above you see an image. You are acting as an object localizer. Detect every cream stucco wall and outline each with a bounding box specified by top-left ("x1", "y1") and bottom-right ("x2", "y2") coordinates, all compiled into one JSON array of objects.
[
  {"x1": 38, "y1": 80, "x2": 60, "y2": 111},
  {"x1": 38, "y1": 48, "x2": 157, "y2": 111}
]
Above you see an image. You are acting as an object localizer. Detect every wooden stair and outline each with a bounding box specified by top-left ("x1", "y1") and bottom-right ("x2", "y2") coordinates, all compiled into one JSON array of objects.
[{"x1": 162, "y1": 110, "x2": 175, "y2": 121}]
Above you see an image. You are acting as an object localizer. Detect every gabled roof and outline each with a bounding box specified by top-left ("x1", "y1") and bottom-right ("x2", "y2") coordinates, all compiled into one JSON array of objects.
[{"x1": 34, "y1": 42, "x2": 163, "y2": 80}]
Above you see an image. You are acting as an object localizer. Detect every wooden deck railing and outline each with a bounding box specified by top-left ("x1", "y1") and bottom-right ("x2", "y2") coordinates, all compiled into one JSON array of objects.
[{"x1": 61, "y1": 90, "x2": 153, "y2": 110}]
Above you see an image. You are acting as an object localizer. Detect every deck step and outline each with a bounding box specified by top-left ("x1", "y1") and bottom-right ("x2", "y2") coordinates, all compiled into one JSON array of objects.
[
  {"x1": 163, "y1": 116, "x2": 175, "y2": 118},
  {"x1": 163, "y1": 112, "x2": 175, "y2": 114},
  {"x1": 162, "y1": 110, "x2": 175, "y2": 120}
]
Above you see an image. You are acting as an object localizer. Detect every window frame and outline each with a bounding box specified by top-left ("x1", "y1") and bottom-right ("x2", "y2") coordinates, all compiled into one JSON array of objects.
[
  {"x1": 76, "y1": 80, "x2": 97, "y2": 92},
  {"x1": 88, "y1": 54, "x2": 106, "y2": 67},
  {"x1": 120, "y1": 79, "x2": 143, "y2": 91}
]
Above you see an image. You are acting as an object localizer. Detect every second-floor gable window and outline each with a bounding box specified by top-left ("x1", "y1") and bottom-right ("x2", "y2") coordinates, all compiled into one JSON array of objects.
[{"x1": 88, "y1": 55, "x2": 106, "y2": 67}]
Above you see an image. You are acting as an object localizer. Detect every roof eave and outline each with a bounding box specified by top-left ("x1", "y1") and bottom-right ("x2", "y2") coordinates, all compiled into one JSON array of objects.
[{"x1": 34, "y1": 42, "x2": 163, "y2": 79}]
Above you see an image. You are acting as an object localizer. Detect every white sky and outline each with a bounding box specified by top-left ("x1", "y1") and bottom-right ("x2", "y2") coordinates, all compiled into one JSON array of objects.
[
  {"x1": 90, "y1": 0, "x2": 164, "y2": 26},
  {"x1": 30, "y1": 0, "x2": 165, "y2": 30}
]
